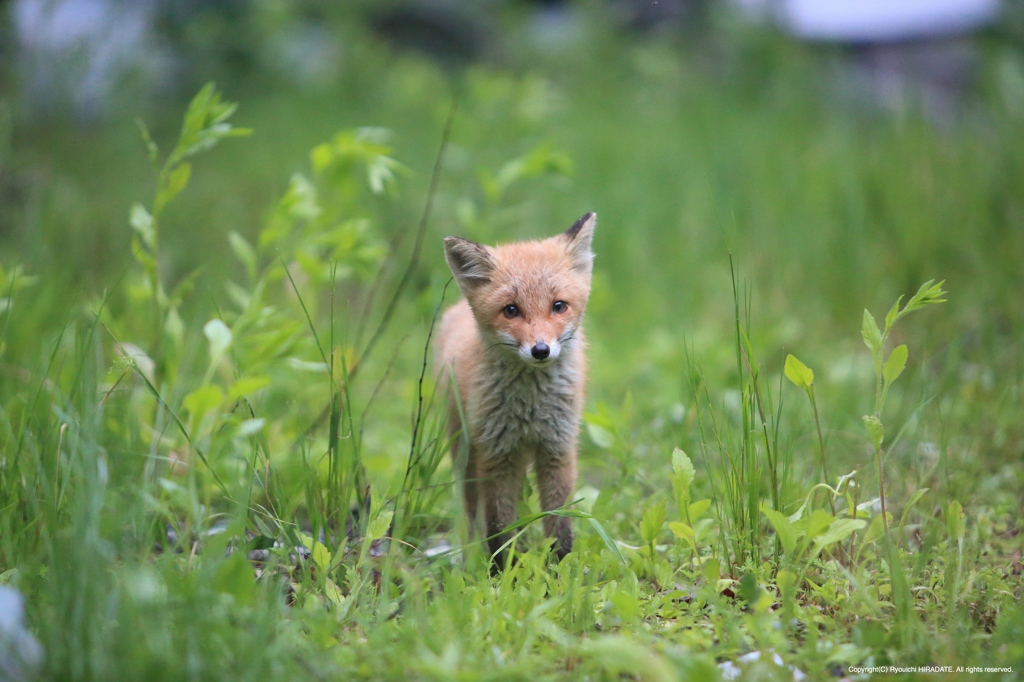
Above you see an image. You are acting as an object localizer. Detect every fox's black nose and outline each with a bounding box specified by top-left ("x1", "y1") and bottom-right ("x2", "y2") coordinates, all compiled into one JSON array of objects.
[{"x1": 531, "y1": 342, "x2": 550, "y2": 360}]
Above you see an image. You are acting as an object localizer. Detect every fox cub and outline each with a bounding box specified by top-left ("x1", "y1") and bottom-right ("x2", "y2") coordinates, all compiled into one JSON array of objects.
[{"x1": 437, "y1": 212, "x2": 596, "y2": 566}]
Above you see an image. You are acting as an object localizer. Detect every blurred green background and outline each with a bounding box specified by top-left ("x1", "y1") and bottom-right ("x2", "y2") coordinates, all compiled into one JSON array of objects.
[
  {"x1": 2, "y1": 2, "x2": 1023, "y2": 679},
  {"x1": 4, "y1": 0, "x2": 1022, "y2": 434}
]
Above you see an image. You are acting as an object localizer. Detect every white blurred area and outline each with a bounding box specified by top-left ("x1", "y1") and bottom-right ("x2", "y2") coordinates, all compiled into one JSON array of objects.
[
  {"x1": 734, "y1": 0, "x2": 1004, "y2": 123},
  {"x1": 12, "y1": 0, "x2": 167, "y2": 121},
  {"x1": 733, "y1": 0, "x2": 1000, "y2": 41}
]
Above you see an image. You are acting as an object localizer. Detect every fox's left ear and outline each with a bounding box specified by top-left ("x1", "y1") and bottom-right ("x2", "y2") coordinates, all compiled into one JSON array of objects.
[{"x1": 562, "y1": 212, "x2": 596, "y2": 274}]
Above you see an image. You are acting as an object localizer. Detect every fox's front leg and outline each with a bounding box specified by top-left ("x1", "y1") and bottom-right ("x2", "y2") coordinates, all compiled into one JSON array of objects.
[
  {"x1": 535, "y1": 451, "x2": 577, "y2": 560},
  {"x1": 480, "y1": 455, "x2": 527, "y2": 570}
]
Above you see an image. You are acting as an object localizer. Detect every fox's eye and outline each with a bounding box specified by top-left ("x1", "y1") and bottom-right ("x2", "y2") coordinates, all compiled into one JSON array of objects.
[
  {"x1": 552, "y1": 300, "x2": 569, "y2": 314},
  {"x1": 502, "y1": 304, "x2": 520, "y2": 319}
]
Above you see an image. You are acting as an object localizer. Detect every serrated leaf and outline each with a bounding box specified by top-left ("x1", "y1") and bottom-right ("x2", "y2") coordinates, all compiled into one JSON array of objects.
[
  {"x1": 883, "y1": 344, "x2": 908, "y2": 387},
  {"x1": 946, "y1": 500, "x2": 965, "y2": 542},
  {"x1": 368, "y1": 510, "x2": 393, "y2": 541},
  {"x1": 762, "y1": 506, "x2": 797, "y2": 554},
  {"x1": 784, "y1": 354, "x2": 814, "y2": 389},
  {"x1": 862, "y1": 414, "x2": 884, "y2": 449},
  {"x1": 640, "y1": 499, "x2": 666, "y2": 545},
  {"x1": 671, "y1": 447, "x2": 695, "y2": 491}
]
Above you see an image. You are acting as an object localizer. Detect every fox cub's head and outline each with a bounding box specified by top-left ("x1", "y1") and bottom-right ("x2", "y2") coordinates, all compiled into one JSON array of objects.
[{"x1": 444, "y1": 212, "x2": 596, "y2": 366}]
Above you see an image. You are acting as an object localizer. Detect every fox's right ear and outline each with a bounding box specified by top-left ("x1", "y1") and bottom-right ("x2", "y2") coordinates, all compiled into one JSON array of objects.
[
  {"x1": 444, "y1": 236, "x2": 496, "y2": 291},
  {"x1": 563, "y1": 212, "x2": 596, "y2": 274}
]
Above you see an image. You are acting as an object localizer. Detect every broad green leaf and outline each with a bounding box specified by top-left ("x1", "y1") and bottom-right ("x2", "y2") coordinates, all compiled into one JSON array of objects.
[
  {"x1": 130, "y1": 203, "x2": 155, "y2": 250},
  {"x1": 762, "y1": 506, "x2": 797, "y2": 554},
  {"x1": 776, "y1": 569, "x2": 796, "y2": 603},
  {"x1": 668, "y1": 521, "x2": 694, "y2": 543},
  {"x1": 672, "y1": 447, "x2": 695, "y2": 491},
  {"x1": 835, "y1": 469, "x2": 858, "y2": 492},
  {"x1": 136, "y1": 118, "x2": 159, "y2": 164},
  {"x1": 902, "y1": 279, "x2": 947, "y2": 316},
  {"x1": 862, "y1": 415, "x2": 884, "y2": 449},
  {"x1": 813, "y1": 518, "x2": 867, "y2": 550},
  {"x1": 738, "y1": 572, "x2": 771, "y2": 612},
  {"x1": 235, "y1": 418, "x2": 265, "y2": 438},
  {"x1": 797, "y1": 509, "x2": 835, "y2": 542},
  {"x1": 688, "y1": 498, "x2": 712, "y2": 520},
  {"x1": 169, "y1": 83, "x2": 251, "y2": 166},
  {"x1": 212, "y1": 551, "x2": 256, "y2": 605},
  {"x1": 862, "y1": 512, "x2": 893, "y2": 546},
  {"x1": 366, "y1": 155, "x2": 402, "y2": 195},
  {"x1": 183, "y1": 384, "x2": 225, "y2": 422},
  {"x1": 640, "y1": 499, "x2": 666, "y2": 545},
  {"x1": 884, "y1": 297, "x2": 903, "y2": 334},
  {"x1": 287, "y1": 358, "x2": 329, "y2": 373},
  {"x1": 702, "y1": 557, "x2": 720, "y2": 582},
  {"x1": 883, "y1": 344, "x2": 908, "y2": 386},
  {"x1": 227, "y1": 375, "x2": 271, "y2": 400},
  {"x1": 156, "y1": 162, "x2": 191, "y2": 213},
  {"x1": 204, "y1": 319, "x2": 233, "y2": 364},
  {"x1": 164, "y1": 307, "x2": 184, "y2": 351},
  {"x1": 784, "y1": 353, "x2": 814, "y2": 389},
  {"x1": 228, "y1": 231, "x2": 257, "y2": 279},
  {"x1": 899, "y1": 487, "x2": 930, "y2": 530},
  {"x1": 861, "y1": 309, "x2": 883, "y2": 355},
  {"x1": 586, "y1": 422, "x2": 614, "y2": 449},
  {"x1": 587, "y1": 517, "x2": 627, "y2": 565},
  {"x1": 946, "y1": 500, "x2": 966, "y2": 542},
  {"x1": 323, "y1": 578, "x2": 345, "y2": 608},
  {"x1": 299, "y1": 532, "x2": 332, "y2": 572}
]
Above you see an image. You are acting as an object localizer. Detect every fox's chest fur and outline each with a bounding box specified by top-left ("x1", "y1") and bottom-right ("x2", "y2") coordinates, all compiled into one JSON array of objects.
[{"x1": 469, "y1": 344, "x2": 583, "y2": 461}]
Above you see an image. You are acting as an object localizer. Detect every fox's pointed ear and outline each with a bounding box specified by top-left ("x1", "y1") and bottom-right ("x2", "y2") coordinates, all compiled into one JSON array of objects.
[
  {"x1": 444, "y1": 236, "x2": 496, "y2": 292},
  {"x1": 563, "y1": 212, "x2": 596, "y2": 274}
]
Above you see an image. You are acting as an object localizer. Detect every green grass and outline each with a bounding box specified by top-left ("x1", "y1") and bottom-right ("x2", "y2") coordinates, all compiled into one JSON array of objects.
[{"x1": 1, "y1": 12, "x2": 1023, "y2": 681}]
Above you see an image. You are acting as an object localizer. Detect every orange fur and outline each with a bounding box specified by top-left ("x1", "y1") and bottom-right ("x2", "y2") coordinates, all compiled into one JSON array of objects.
[{"x1": 436, "y1": 213, "x2": 596, "y2": 567}]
